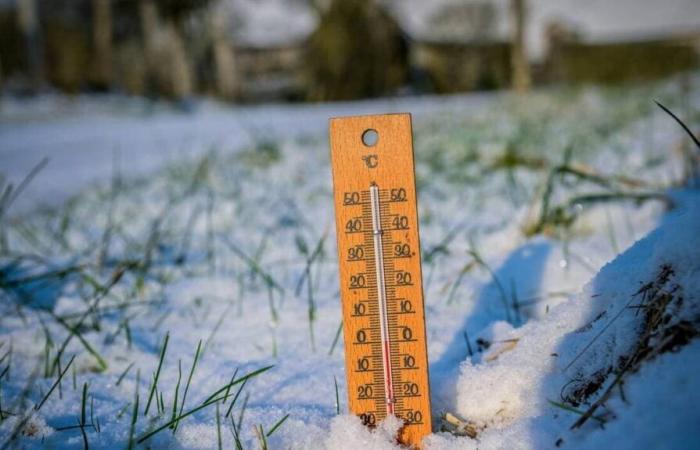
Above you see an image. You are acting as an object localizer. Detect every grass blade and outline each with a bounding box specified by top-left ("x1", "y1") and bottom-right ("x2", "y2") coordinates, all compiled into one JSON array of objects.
[
  {"x1": 655, "y1": 100, "x2": 700, "y2": 150},
  {"x1": 224, "y1": 376, "x2": 247, "y2": 418},
  {"x1": 216, "y1": 403, "x2": 223, "y2": 450},
  {"x1": 334, "y1": 376, "x2": 340, "y2": 415},
  {"x1": 126, "y1": 374, "x2": 140, "y2": 450},
  {"x1": 230, "y1": 415, "x2": 244, "y2": 450},
  {"x1": 175, "y1": 339, "x2": 204, "y2": 426},
  {"x1": 328, "y1": 321, "x2": 342, "y2": 356},
  {"x1": 144, "y1": 332, "x2": 169, "y2": 416},
  {"x1": 266, "y1": 414, "x2": 289, "y2": 437},
  {"x1": 137, "y1": 366, "x2": 272, "y2": 444},
  {"x1": 202, "y1": 365, "x2": 273, "y2": 405},
  {"x1": 116, "y1": 362, "x2": 134, "y2": 387},
  {"x1": 35, "y1": 355, "x2": 75, "y2": 412}
]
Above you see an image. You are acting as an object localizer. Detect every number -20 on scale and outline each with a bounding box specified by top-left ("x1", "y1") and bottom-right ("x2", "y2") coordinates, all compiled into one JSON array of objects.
[{"x1": 329, "y1": 114, "x2": 431, "y2": 447}]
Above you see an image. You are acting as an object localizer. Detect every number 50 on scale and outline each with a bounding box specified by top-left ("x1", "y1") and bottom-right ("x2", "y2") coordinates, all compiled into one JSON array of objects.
[{"x1": 329, "y1": 114, "x2": 432, "y2": 447}]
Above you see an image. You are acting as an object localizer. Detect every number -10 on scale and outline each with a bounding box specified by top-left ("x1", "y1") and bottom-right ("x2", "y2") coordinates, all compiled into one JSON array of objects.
[{"x1": 329, "y1": 114, "x2": 431, "y2": 447}]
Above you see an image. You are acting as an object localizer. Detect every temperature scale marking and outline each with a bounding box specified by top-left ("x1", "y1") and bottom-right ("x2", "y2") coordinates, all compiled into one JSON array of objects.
[{"x1": 329, "y1": 114, "x2": 431, "y2": 447}]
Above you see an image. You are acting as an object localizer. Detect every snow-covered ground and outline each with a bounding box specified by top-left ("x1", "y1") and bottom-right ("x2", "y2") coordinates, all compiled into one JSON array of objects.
[
  {"x1": 0, "y1": 92, "x2": 495, "y2": 217},
  {"x1": 0, "y1": 77, "x2": 699, "y2": 449}
]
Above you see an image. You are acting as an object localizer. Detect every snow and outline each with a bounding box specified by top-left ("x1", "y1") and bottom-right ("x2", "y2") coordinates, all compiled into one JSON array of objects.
[
  {"x1": 1, "y1": 77, "x2": 699, "y2": 449},
  {"x1": 323, "y1": 415, "x2": 404, "y2": 450},
  {"x1": 0, "y1": 92, "x2": 495, "y2": 217}
]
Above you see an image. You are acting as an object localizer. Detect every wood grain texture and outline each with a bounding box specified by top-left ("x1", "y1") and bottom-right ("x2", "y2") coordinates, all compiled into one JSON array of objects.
[{"x1": 329, "y1": 113, "x2": 432, "y2": 447}]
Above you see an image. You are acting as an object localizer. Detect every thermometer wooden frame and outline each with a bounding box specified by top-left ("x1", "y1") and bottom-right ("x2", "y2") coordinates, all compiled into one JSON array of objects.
[{"x1": 329, "y1": 113, "x2": 431, "y2": 446}]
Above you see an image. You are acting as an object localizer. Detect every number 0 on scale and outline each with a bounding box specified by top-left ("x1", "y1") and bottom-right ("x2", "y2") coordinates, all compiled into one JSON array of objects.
[{"x1": 329, "y1": 114, "x2": 431, "y2": 446}]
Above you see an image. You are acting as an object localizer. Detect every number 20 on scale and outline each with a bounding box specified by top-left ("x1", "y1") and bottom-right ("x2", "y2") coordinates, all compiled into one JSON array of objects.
[{"x1": 329, "y1": 114, "x2": 432, "y2": 447}]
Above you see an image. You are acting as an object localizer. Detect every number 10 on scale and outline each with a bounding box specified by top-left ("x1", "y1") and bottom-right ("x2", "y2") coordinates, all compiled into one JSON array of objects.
[{"x1": 329, "y1": 114, "x2": 432, "y2": 447}]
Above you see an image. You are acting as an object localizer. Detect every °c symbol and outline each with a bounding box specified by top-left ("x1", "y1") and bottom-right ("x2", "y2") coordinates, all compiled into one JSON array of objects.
[{"x1": 362, "y1": 154, "x2": 378, "y2": 168}]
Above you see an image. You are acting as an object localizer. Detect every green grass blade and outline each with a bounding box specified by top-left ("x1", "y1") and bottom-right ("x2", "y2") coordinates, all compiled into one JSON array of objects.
[
  {"x1": 144, "y1": 332, "x2": 169, "y2": 416},
  {"x1": 35, "y1": 354, "x2": 75, "y2": 412},
  {"x1": 266, "y1": 413, "x2": 289, "y2": 437}
]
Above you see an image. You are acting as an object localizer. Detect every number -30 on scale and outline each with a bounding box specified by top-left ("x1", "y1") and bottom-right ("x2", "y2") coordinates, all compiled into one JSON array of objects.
[{"x1": 329, "y1": 114, "x2": 431, "y2": 447}]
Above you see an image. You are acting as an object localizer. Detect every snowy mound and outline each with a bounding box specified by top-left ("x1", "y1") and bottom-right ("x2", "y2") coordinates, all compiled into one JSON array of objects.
[{"x1": 427, "y1": 191, "x2": 700, "y2": 449}]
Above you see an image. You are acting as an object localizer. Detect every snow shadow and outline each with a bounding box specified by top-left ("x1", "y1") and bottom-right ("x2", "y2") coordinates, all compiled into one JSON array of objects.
[
  {"x1": 429, "y1": 239, "x2": 552, "y2": 414},
  {"x1": 0, "y1": 261, "x2": 76, "y2": 311}
]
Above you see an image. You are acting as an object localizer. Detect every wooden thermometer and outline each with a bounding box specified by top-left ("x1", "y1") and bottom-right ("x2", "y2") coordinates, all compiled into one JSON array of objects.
[{"x1": 329, "y1": 113, "x2": 431, "y2": 447}]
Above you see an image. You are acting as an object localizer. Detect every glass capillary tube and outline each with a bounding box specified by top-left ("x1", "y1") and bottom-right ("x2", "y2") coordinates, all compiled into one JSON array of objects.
[{"x1": 370, "y1": 184, "x2": 395, "y2": 415}]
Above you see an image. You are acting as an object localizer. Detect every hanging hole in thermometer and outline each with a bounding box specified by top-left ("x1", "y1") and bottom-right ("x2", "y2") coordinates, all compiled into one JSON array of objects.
[
  {"x1": 362, "y1": 128, "x2": 379, "y2": 147},
  {"x1": 329, "y1": 113, "x2": 432, "y2": 448}
]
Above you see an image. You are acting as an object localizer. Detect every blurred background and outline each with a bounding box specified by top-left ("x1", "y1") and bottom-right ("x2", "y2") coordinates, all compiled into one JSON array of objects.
[{"x1": 1, "y1": 0, "x2": 699, "y2": 103}]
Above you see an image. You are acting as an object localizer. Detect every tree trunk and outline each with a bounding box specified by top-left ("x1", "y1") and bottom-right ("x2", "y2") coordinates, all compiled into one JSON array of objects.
[
  {"x1": 510, "y1": 0, "x2": 531, "y2": 92},
  {"x1": 166, "y1": 18, "x2": 193, "y2": 99},
  {"x1": 211, "y1": 8, "x2": 238, "y2": 99},
  {"x1": 139, "y1": 1, "x2": 192, "y2": 99},
  {"x1": 139, "y1": 0, "x2": 159, "y2": 95},
  {"x1": 92, "y1": 0, "x2": 113, "y2": 89},
  {"x1": 17, "y1": 0, "x2": 43, "y2": 90}
]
